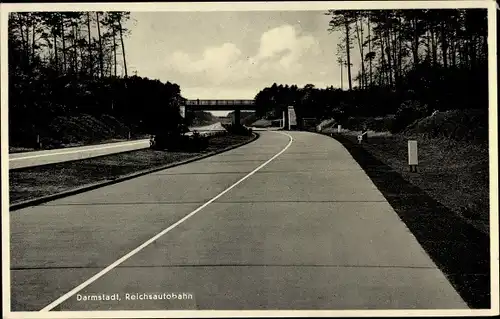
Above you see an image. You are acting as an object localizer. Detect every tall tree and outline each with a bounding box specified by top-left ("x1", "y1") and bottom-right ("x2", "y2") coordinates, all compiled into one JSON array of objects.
[
  {"x1": 366, "y1": 13, "x2": 374, "y2": 87},
  {"x1": 327, "y1": 10, "x2": 353, "y2": 90},
  {"x1": 96, "y1": 11, "x2": 104, "y2": 78},
  {"x1": 86, "y1": 12, "x2": 93, "y2": 76},
  {"x1": 116, "y1": 12, "x2": 129, "y2": 77},
  {"x1": 353, "y1": 11, "x2": 366, "y2": 88}
]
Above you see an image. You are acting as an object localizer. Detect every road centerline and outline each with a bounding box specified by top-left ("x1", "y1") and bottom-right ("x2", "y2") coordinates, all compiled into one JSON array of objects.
[{"x1": 39, "y1": 131, "x2": 293, "y2": 312}]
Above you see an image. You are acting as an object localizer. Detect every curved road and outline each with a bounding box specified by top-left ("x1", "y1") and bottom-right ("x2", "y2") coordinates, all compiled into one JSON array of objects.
[{"x1": 9, "y1": 130, "x2": 467, "y2": 312}]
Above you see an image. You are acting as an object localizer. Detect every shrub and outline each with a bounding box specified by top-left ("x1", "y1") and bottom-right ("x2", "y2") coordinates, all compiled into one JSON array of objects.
[
  {"x1": 390, "y1": 100, "x2": 430, "y2": 133},
  {"x1": 151, "y1": 132, "x2": 208, "y2": 152},
  {"x1": 337, "y1": 116, "x2": 394, "y2": 132},
  {"x1": 222, "y1": 124, "x2": 253, "y2": 136},
  {"x1": 383, "y1": 116, "x2": 395, "y2": 132}
]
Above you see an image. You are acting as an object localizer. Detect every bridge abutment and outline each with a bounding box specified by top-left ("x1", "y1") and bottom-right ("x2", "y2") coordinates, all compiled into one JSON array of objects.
[
  {"x1": 283, "y1": 110, "x2": 289, "y2": 130},
  {"x1": 233, "y1": 109, "x2": 241, "y2": 126}
]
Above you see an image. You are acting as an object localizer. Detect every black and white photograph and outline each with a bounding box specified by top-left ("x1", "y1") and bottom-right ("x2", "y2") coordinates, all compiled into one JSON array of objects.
[{"x1": 1, "y1": 0, "x2": 498, "y2": 317}]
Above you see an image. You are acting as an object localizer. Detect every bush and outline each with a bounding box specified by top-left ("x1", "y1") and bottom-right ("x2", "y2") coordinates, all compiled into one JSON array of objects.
[
  {"x1": 151, "y1": 132, "x2": 209, "y2": 152},
  {"x1": 382, "y1": 116, "x2": 395, "y2": 132},
  {"x1": 336, "y1": 115, "x2": 394, "y2": 132},
  {"x1": 222, "y1": 124, "x2": 253, "y2": 136},
  {"x1": 390, "y1": 100, "x2": 430, "y2": 133}
]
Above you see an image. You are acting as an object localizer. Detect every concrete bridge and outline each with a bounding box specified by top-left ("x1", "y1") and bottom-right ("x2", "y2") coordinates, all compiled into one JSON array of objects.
[
  {"x1": 184, "y1": 99, "x2": 295, "y2": 128},
  {"x1": 185, "y1": 99, "x2": 256, "y2": 125}
]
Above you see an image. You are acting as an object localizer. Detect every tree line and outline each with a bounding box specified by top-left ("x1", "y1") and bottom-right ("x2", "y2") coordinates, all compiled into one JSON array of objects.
[
  {"x1": 328, "y1": 9, "x2": 487, "y2": 90},
  {"x1": 10, "y1": 11, "x2": 130, "y2": 78},
  {"x1": 254, "y1": 83, "x2": 353, "y2": 125},
  {"x1": 9, "y1": 11, "x2": 185, "y2": 146},
  {"x1": 253, "y1": 9, "x2": 488, "y2": 132}
]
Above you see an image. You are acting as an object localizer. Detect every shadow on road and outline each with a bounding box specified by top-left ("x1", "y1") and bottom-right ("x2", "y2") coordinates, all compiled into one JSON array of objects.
[{"x1": 329, "y1": 133, "x2": 490, "y2": 309}]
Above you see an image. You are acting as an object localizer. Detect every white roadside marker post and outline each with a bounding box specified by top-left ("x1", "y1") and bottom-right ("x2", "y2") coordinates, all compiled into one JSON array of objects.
[
  {"x1": 338, "y1": 125, "x2": 342, "y2": 134},
  {"x1": 408, "y1": 140, "x2": 418, "y2": 172},
  {"x1": 358, "y1": 131, "x2": 367, "y2": 144}
]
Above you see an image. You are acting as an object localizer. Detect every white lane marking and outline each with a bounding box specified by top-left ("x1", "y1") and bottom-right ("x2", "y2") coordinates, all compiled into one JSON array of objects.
[
  {"x1": 9, "y1": 140, "x2": 148, "y2": 161},
  {"x1": 40, "y1": 131, "x2": 293, "y2": 312}
]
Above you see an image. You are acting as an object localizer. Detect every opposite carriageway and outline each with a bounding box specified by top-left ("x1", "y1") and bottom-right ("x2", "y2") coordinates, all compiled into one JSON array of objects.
[{"x1": 9, "y1": 101, "x2": 255, "y2": 169}]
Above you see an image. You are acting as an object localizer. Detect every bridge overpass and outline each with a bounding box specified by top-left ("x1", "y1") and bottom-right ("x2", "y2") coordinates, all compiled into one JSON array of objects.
[
  {"x1": 185, "y1": 99, "x2": 256, "y2": 125},
  {"x1": 184, "y1": 99, "x2": 295, "y2": 128}
]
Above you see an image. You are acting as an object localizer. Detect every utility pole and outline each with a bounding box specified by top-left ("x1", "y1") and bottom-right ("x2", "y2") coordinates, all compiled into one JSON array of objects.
[
  {"x1": 340, "y1": 60, "x2": 343, "y2": 90},
  {"x1": 337, "y1": 55, "x2": 344, "y2": 90}
]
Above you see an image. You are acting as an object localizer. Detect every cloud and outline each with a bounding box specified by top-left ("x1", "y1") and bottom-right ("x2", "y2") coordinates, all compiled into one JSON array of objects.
[
  {"x1": 256, "y1": 25, "x2": 318, "y2": 60},
  {"x1": 166, "y1": 24, "x2": 319, "y2": 86},
  {"x1": 173, "y1": 43, "x2": 242, "y2": 73}
]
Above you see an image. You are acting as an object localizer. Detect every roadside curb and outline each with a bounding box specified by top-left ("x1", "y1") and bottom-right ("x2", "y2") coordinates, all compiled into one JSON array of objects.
[{"x1": 10, "y1": 132, "x2": 260, "y2": 211}]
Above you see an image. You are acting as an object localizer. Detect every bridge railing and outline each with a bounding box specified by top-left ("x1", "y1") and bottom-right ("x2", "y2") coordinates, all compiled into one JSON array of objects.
[{"x1": 186, "y1": 99, "x2": 255, "y2": 106}]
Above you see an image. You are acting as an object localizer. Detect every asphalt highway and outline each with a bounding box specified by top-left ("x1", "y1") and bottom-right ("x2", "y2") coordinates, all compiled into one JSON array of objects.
[{"x1": 9, "y1": 130, "x2": 467, "y2": 312}]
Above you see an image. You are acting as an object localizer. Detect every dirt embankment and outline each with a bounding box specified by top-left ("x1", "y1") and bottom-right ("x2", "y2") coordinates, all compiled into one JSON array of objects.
[
  {"x1": 10, "y1": 110, "x2": 232, "y2": 153},
  {"x1": 9, "y1": 113, "x2": 143, "y2": 153},
  {"x1": 403, "y1": 109, "x2": 488, "y2": 143}
]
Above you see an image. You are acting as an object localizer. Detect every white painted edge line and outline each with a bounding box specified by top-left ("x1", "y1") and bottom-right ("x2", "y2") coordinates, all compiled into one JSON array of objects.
[
  {"x1": 9, "y1": 140, "x2": 148, "y2": 161},
  {"x1": 39, "y1": 131, "x2": 293, "y2": 312}
]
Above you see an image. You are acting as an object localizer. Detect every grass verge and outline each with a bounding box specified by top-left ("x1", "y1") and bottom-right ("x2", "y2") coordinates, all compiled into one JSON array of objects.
[
  {"x1": 324, "y1": 131, "x2": 490, "y2": 309},
  {"x1": 10, "y1": 134, "x2": 255, "y2": 206}
]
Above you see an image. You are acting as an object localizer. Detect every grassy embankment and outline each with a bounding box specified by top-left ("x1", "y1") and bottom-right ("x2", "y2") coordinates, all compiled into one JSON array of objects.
[
  {"x1": 251, "y1": 118, "x2": 276, "y2": 128},
  {"x1": 10, "y1": 111, "x2": 225, "y2": 153},
  {"x1": 9, "y1": 113, "x2": 148, "y2": 153},
  {"x1": 189, "y1": 111, "x2": 219, "y2": 127},
  {"x1": 10, "y1": 133, "x2": 256, "y2": 205}
]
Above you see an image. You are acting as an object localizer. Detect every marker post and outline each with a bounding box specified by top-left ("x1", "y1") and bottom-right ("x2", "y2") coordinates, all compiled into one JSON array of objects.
[
  {"x1": 357, "y1": 131, "x2": 368, "y2": 144},
  {"x1": 408, "y1": 140, "x2": 418, "y2": 172}
]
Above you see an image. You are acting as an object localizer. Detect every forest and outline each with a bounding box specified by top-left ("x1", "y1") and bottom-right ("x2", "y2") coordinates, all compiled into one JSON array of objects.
[
  {"x1": 253, "y1": 9, "x2": 489, "y2": 135},
  {"x1": 8, "y1": 9, "x2": 489, "y2": 147},
  {"x1": 8, "y1": 11, "x2": 185, "y2": 148}
]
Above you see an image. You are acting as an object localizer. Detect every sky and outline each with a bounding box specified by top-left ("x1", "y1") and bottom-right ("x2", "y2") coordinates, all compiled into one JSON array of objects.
[{"x1": 123, "y1": 11, "x2": 362, "y2": 115}]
